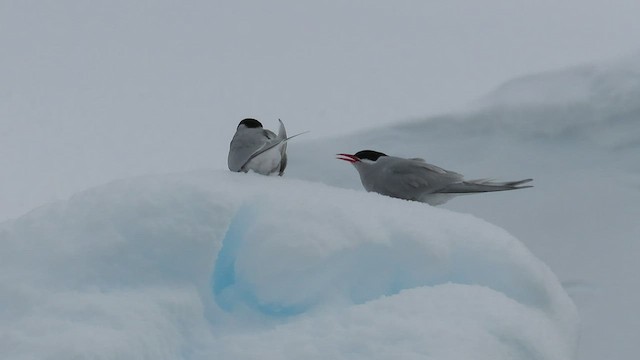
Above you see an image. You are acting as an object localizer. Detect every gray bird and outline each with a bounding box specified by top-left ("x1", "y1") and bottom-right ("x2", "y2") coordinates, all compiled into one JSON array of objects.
[
  {"x1": 228, "y1": 118, "x2": 289, "y2": 176},
  {"x1": 337, "y1": 150, "x2": 532, "y2": 205}
]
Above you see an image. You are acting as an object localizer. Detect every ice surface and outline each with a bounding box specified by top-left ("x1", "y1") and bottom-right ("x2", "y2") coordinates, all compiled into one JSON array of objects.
[{"x1": 0, "y1": 171, "x2": 577, "y2": 359}]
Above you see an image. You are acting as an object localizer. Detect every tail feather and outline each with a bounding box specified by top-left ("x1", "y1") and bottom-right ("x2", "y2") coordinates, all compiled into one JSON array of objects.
[
  {"x1": 277, "y1": 118, "x2": 287, "y2": 140},
  {"x1": 441, "y1": 178, "x2": 533, "y2": 194}
]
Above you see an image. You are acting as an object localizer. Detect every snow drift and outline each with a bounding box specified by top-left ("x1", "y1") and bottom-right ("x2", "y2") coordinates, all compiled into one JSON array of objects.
[{"x1": 0, "y1": 171, "x2": 578, "y2": 359}]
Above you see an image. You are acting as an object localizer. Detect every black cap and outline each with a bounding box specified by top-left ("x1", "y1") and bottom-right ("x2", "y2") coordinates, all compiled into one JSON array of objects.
[
  {"x1": 238, "y1": 118, "x2": 263, "y2": 129},
  {"x1": 355, "y1": 150, "x2": 387, "y2": 161}
]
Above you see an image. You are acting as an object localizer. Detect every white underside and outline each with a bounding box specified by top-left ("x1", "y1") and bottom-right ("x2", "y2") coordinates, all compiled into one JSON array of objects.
[{"x1": 246, "y1": 145, "x2": 283, "y2": 175}]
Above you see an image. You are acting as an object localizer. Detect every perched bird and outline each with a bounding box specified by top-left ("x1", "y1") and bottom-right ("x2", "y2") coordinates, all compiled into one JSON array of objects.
[
  {"x1": 337, "y1": 150, "x2": 532, "y2": 205},
  {"x1": 228, "y1": 118, "x2": 289, "y2": 176}
]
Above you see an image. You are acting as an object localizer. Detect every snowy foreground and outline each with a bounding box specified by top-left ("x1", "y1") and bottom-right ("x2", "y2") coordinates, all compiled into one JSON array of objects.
[{"x1": 1, "y1": 171, "x2": 578, "y2": 359}]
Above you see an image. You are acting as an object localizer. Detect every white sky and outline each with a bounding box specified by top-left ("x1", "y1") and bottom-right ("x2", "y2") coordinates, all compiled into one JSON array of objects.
[
  {"x1": 2, "y1": 1, "x2": 640, "y2": 133},
  {"x1": 1, "y1": 0, "x2": 640, "y2": 219}
]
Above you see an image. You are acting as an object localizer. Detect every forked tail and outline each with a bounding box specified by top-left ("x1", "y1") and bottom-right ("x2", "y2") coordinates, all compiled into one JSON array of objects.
[{"x1": 441, "y1": 178, "x2": 533, "y2": 194}]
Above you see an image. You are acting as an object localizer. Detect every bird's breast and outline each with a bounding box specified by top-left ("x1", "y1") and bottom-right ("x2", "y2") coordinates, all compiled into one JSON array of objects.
[{"x1": 245, "y1": 144, "x2": 284, "y2": 175}]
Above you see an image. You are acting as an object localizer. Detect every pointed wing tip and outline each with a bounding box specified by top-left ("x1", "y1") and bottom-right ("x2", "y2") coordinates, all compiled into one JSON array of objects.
[{"x1": 285, "y1": 130, "x2": 310, "y2": 141}]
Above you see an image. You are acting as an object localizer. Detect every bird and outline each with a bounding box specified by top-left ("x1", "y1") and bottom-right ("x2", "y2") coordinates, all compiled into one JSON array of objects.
[
  {"x1": 337, "y1": 150, "x2": 532, "y2": 205},
  {"x1": 228, "y1": 118, "x2": 308, "y2": 176},
  {"x1": 228, "y1": 118, "x2": 289, "y2": 176}
]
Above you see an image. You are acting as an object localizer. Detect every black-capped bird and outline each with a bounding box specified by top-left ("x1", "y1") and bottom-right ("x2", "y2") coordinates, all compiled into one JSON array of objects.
[{"x1": 337, "y1": 150, "x2": 532, "y2": 205}]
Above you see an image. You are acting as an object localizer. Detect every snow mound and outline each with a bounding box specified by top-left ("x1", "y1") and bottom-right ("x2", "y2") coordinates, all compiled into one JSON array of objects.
[
  {"x1": 478, "y1": 66, "x2": 598, "y2": 108},
  {"x1": 476, "y1": 58, "x2": 640, "y2": 111},
  {"x1": 0, "y1": 171, "x2": 578, "y2": 359}
]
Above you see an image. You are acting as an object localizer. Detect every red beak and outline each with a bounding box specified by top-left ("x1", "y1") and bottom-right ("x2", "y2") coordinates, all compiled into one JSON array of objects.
[{"x1": 336, "y1": 153, "x2": 359, "y2": 163}]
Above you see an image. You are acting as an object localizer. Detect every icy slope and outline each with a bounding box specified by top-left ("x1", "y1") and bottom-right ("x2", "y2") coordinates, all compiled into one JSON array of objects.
[{"x1": 0, "y1": 171, "x2": 577, "y2": 360}]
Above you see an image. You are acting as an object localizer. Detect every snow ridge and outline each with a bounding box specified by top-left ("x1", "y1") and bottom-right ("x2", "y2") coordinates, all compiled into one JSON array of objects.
[{"x1": 0, "y1": 171, "x2": 578, "y2": 359}]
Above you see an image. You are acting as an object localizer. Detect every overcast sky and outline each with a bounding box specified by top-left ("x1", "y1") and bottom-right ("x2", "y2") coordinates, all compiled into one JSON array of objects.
[{"x1": 1, "y1": 0, "x2": 640, "y2": 219}]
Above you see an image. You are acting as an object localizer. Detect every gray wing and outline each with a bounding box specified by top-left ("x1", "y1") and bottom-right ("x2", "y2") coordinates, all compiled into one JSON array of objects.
[
  {"x1": 440, "y1": 178, "x2": 533, "y2": 193},
  {"x1": 374, "y1": 157, "x2": 464, "y2": 200},
  {"x1": 227, "y1": 129, "x2": 276, "y2": 172}
]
